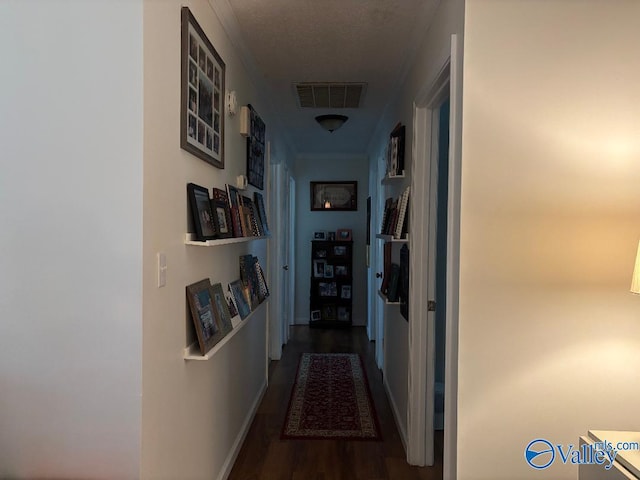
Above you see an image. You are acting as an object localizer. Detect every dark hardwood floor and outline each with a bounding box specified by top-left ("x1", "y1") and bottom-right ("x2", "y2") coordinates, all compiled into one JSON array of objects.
[{"x1": 228, "y1": 326, "x2": 443, "y2": 480}]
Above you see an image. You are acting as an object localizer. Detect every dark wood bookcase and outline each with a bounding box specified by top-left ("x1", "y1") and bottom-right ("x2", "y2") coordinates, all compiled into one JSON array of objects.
[{"x1": 309, "y1": 240, "x2": 353, "y2": 328}]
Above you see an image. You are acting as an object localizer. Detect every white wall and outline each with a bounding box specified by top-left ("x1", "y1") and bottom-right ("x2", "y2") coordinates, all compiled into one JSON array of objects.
[
  {"x1": 0, "y1": 1, "x2": 143, "y2": 478},
  {"x1": 458, "y1": 1, "x2": 640, "y2": 479},
  {"x1": 141, "y1": 1, "x2": 291, "y2": 478},
  {"x1": 367, "y1": 0, "x2": 465, "y2": 453},
  {"x1": 293, "y1": 154, "x2": 369, "y2": 326}
]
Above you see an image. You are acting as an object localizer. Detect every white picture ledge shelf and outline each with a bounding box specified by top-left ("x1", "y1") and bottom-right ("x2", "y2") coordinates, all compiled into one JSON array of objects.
[
  {"x1": 377, "y1": 290, "x2": 400, "y2": 305},
  {"x1": 375, "y1": 234, "x2": 409, "y2": 243},
  {"x1": 184, "y1": 299, "x2": 268, "y2": 361},
  {"x1": 185, "y1": 233, "x2": 270, "y2": 246},
  {"x1": 381, "y1": 171, "x2": 405, "y2": 184}
]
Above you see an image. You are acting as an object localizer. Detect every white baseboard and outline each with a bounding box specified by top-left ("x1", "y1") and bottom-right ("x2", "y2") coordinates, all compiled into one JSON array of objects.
[
  {"x1": 217, "y1": 380, "x2": 267, "y2": 480},
  {"x1": 384, "y1": 375, "x2": 408, "y2": 452}
]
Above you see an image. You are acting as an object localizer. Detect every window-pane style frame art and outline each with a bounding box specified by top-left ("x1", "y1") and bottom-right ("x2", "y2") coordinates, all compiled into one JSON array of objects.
[
  {"x1": 181, "y1": 7, "x2": 225, "y2": 168},
  {"x1": 310, "y1": 181, "x2": 358, "y2": 211},
  {"x1": 246, "y1": 104, "x2": 266, "y2": 190}
]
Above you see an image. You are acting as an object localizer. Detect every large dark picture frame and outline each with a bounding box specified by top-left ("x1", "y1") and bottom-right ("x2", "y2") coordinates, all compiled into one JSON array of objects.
[
  {"x1": 310, "y1": 181, "x2": 357, "y2": 211},
  {"x1": 181, "y1": 7, "x2": 225, "y2": 169},
  {"x1": 246, "y1": 104, "x2": 266, "y2": 189}
]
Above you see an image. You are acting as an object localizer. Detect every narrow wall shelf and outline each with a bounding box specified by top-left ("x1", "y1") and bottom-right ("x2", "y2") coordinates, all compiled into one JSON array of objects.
[
  {"x1": 381, "y1": 171, "x2": 405, "y2": 184},
  {"x1": 377, "y1": 289, "x2": 400, "y2": 305},
  {"x1": 184, "y1": 233, "x2": 270, "y2": 246},
  {"x1": 375, "y1": 234, "x2": 409, "y2": 243},
  {"x1": 184, "y1": 299, "x2": 268, "y2": 361}
]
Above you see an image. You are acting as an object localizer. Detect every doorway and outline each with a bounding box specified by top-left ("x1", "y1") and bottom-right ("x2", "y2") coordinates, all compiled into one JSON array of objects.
[{"x1": 406, "y1": 34, "x2": 462, "y2": 477}]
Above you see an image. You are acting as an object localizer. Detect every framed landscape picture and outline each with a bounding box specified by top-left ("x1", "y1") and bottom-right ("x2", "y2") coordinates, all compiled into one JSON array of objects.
[
  {"x1": 310, "y1": 181, "x2": 357, "y2": 211},
  {"x1": 181, "y1": 7, "x2": 225, "y2": 168}
]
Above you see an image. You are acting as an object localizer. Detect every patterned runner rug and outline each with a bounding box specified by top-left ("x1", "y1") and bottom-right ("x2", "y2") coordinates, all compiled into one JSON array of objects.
[{"x1": 282, "y1": 353, "x2": 381, "y2": 440}]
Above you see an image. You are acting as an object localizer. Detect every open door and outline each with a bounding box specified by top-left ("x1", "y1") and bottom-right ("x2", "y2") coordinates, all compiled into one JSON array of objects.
[
  {"x1": 406, "y1": 34, "x2": 462, "y2": 472},
  {"x1": 269, "y1": 160, "x2": 293, "y2": 360}
]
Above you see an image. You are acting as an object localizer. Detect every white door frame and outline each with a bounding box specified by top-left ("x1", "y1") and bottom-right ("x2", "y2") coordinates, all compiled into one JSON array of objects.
[
  {"x1": 406, "y1": 35, "x2": 462, "y2": 476},
  {"x1": 268, "y1": 160, "x2": 292, "y2": 360}
]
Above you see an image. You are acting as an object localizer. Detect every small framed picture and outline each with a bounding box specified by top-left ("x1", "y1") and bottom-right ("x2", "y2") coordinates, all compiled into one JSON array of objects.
[
  {"x1": 337, "y1": 306, "x2": 350, "y2": 322},
  {"x1": 209, "y1": 282, "x2": 234, "y2": 335},
  {"x1": 327, "y1": 232, "x2": 336, "y2": 241},
  {"x1": 335, "y1": 265, "x2": 348, "y2": 277},
  {"x1": 333, "y1": 245, "x2": 347, "y2": 257},
  {"x1": 337, "y1": 229, "x2": 352, "y2": 241},
  {"x1": 187, "y1": 183, "x2": 217, "y2": 241},
  {"x1": 313, "y1": 260, "x2": 326, "y2": 278},
  {"x1": 310, "y1": 310, "x2": 321, "y2": 322},
  {"x1": 210, "y1": 201, "x2": 232, "y2": 240},
  {"x1": 322, "y1": 304, "x2": 337, "y2": 321},
  {"x1": 319, "y1": 282, "x2": 337, "y2": 297},
  {"x1": 316, "y1": 249, "x2": 327, "y2": 258},
  {"x1": 341, "y1": 285, "x2": 352, "y2": 299},
  {"x1": 314, "y1": 231, "x2": 327, "y2": 240},
  {"x1": 186, "y1": 279, "x2": 225, "y2": 355},
  {"x1": 324, "y1": 264, "x2": 334, "y2": 278}
]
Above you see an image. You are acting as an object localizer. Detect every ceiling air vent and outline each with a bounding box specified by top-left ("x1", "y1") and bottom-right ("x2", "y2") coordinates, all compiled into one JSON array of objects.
[{"x1": 295, "y1": 82, "x2": 366, "y2": 109}]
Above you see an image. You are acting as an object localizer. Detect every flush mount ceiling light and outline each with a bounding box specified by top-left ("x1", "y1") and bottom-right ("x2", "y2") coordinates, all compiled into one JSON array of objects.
[{"x1": 315, "y1": 114, "x2": 348, "y2": 133}]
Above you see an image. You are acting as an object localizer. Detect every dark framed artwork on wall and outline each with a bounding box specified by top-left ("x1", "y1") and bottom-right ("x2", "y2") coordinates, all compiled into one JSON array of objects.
[
  {"x1": 310, "y1": 181, "x2": 357, "y2": 211},
  {"x1": 246, "y1": 104, "x2": 266, "y2": 189},
  {"x1": 181, "y1": 7, "x2": 225, "y2": 168}
]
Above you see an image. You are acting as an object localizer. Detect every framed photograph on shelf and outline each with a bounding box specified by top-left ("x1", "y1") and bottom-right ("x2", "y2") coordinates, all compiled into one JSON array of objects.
[
  {"x1": 313, "y1": 260, "x2": 326, "y2": 278},
  {"x1": 186, "y1": 279, "x2": 225, "y2": 355},
  {"x1": 310, "y1": 181, "x2": 357, "y2": 211},
  {"x1": 254, "y1": 192, "x2": 270, "y2": 236},
  {"x1": 210, "y1": 283, "x2": 234, "y2": 334},
  {"x1": 315, "y1": 249, "x2": 327, "y2": 258},
  {"x1": 324, "y1": 264, "x2": 334, "y2": 278},
  {"x1": 319, "y1": 282, "x2": 337, "y2": 297},
  {"x1": 335, "y1": 265, "x2": 348, "y2": 277},
  {"x1": 229, "y1": 279, "x2": 251, "y2": 320},
  {"x1": 341, "y1": 285, "x2": 352, "y2": 299},
  {"x1": 246, "y1": 104, "x2": 266, "y2": 189},
  {"x1": 337, "y1": 306, "x2": 350, "y2": 322},
  {"x1": 187, "y1": 183, "x2": 217, "y2": 241},
  {"x1": 310, "y1": 310, "x2": 321, "y2": 322},
  {"x1": 321, "y1": 304, "x2": 336, "y2": 321},
  {"x1": 314, "y1": 231, "x2": 326, "y2": 240},
  {"x1": 211, "y1": 188, "x2": 233, "y2": 239},
  {"x1": 327, "y1": 232, "x2": 336, "y2": 241},
  {"x1": 333, "y1": 245, "x2": 347, "y2": 257},
  {"x1": 181, "y1": 7, "x2": 225, "y2": 168},
  {"x1": 337, "y1": 229, "x2": 352, "y2": 241}
]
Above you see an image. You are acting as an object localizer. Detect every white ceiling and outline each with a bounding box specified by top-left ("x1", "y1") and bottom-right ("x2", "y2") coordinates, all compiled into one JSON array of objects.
[{"x1": 225, "y1": 0, "x2": 440, "y2": 155}]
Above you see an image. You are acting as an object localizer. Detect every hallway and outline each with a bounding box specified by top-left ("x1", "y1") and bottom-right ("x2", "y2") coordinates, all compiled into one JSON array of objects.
[{"x1": 228, "y1": 327, "x2": 443, "y2": 480}]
